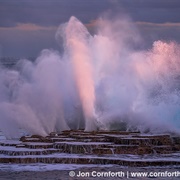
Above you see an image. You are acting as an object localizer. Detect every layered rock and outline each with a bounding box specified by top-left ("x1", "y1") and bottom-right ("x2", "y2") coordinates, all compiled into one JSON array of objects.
[{"x1": 0, "y1": 130, "x2": 179, "y2": 167}]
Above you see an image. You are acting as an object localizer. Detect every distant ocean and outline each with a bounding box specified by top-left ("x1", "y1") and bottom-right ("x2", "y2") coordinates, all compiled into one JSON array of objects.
[{"x1": 0, "y1": 57, "x2": 35, "y2": 68}]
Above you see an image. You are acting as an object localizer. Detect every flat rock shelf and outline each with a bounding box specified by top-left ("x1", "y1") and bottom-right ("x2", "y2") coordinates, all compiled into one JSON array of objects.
[{"x1": 0, "y1": 130, "x2": 180, "y2": 167}]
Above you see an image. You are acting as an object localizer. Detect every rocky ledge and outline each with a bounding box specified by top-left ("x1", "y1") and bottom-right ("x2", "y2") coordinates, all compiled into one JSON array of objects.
[{"x1": 0, "y1": 130, "x2": 179, "y2": 167}]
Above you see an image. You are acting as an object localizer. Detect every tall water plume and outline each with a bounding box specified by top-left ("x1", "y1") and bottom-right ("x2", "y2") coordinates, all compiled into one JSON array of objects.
[{"x1": 56, "y1": 17, "x2": 97, "y2": 131}]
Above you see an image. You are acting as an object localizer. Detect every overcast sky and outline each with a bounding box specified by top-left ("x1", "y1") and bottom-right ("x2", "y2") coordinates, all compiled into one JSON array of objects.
[{"x1": 0, "y1": 0, "x2": 180, "y2": 57}]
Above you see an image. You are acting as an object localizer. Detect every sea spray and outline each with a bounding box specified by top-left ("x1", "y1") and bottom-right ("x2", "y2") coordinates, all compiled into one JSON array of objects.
[
  {"x1": 0, "y1": 50, "x2": 70, "y2": 138},
  {"x1": 0, "y1": 16, "x2": 180, "y2": 138},
  {"x1": 57, "y1": 17, "x2": 97, "y2": 131}
]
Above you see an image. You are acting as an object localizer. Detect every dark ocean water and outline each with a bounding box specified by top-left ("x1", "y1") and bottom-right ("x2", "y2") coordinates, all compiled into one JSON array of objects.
[{"x1": 0, "y1": 57, "x2": 34, "y2": 69}]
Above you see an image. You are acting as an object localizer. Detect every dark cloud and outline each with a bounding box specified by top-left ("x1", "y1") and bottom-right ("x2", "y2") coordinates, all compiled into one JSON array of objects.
[
  {"x1": 108, "y1": 0, "x2": 180, "y2": 23},
  {"x1": 0, "y1": 26, "x2": 58, "y2": 58},
  {"x1": 136, "y1": 22, "x2": 180, "y2": 48},
  {"x1": 118, "y1": 0, "x2": 180, "y2": 8},
  {"x1": 0, "y1": 0, "x2": 111, "y2": 27},
  {"x1": 0, "y1": 0, "x2": 180, "y2": 28},
  {"x1": 0, "y1": 0, "x2": 180, "y2": 57}
]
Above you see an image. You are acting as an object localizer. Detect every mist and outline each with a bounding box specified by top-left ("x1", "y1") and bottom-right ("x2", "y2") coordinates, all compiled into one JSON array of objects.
[{"x1": 0, "y1": 15, "x2": 180, "y2": 138}]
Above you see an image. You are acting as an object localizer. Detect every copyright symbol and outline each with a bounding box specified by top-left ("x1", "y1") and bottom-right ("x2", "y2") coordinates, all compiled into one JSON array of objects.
[{"x1": 69, "y1": 171, "x2": 76, "y2": 177}]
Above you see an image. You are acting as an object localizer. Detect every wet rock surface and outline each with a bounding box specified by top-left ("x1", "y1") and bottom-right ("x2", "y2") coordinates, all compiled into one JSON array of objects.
[{"x1": 0, "y1": 130, "x2": 180, "y2": 167}]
